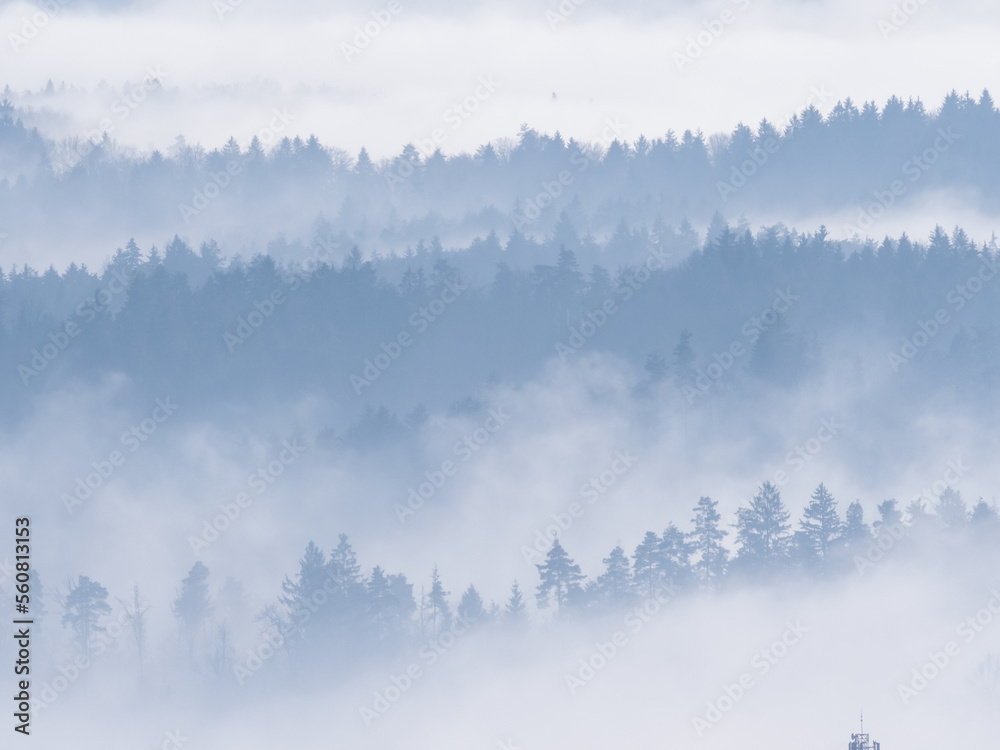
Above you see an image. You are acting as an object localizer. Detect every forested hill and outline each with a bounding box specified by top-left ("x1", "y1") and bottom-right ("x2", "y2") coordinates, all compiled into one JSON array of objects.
[
  {"x1": 0, "y1": 89, "x2": 998, "y2": 255},
  {"x1": 1, "y1": 224, "x2": 998, "y2": 432}
]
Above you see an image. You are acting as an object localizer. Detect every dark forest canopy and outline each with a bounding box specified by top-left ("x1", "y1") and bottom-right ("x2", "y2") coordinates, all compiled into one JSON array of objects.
[{"x1": 1, "y1": 221, "x2": 998, "y2": 433}]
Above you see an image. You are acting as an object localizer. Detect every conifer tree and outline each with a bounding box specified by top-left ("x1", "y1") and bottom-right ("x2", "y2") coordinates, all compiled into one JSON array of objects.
[
  {"x1": 61, "y1": 575, "x2": 111, "y2": 660},
  {"x1": 596, "y1": 545, "x2": 634, "y2": 606},
  {"x1": 504, "y1": 580, "x2": 528, "y2": 627},
  {"x1": 173, "y1": 562, "x2": 213, "y2": 661},
  {"x1": 690, "y1": 496, "x2": 729, "y2": 587},
  {"x1": 798, "y1": 483, "x2": 843, "y2": 569},
  {"x1": 458, "y1": 584, "x2": 486, "y2": 623},
  {"x1": 535, "y1": 539, "x2": 585, "y2": 613},
  {"x1": 734, "y1": 482, "x2": 792, "y2": 573}
]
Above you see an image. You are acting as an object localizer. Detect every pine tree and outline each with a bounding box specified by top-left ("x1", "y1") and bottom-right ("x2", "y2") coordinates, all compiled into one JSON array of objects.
[
  {"x1": 798, "y1": 483, "x2": 843, "y2": 570},
  {"x1": 632, "y1": 533, "x2": 661, "y2": 599},
  {"x1": 354, "y1": 147, "x2": 374, "y2": 175},
  {"x1": 328, "y1": 534, "x2": 365, "y2": 635},
  {"x1": 734, "y1": 482, "x2": 792, "y2": 574},
  {"x1": 656, "y1": 523, "x2": 694, "y2": 589},
  {"x1": 457, "y1": 585, "x2": 486, "y2": 623},
  {"x1": 904, "y1": 498, "x2": 933, "y2": 531},
  {"x1": 842, "y1": 501, "x2": 871, "y2": 543},
  {"x1": 423, "y1": 566, "x2": 451, "y2": 638},
  {"x1": 672, "y1": 330, "x2": 696, "y2": 387},
  {"x1": 535, "y1": 539, "x2": 585, "y2": 613},
  {"x1": 874, "y1": 499, "x2": 903, "y2": 537},
  {"x1": 173, "y1": 562, "x2": 213, "y2": 661},
  {"x1": 280, "y1": 542, "x2": 330, "y2": 646},
  {"x1": 690, "y1": 496, "x2": 728, "y2": 587},
  {"x1": 329, "y1": 533, "x2": 362, "y2": 586},
  {"x1": 554, "y1": 246, "x2": 584, "y2": 302},
  {"x1": 936, "y1": 488, "x2": 968, "y2": 530},
  {"x1": 971, "y1": 499, "x2": 1000, "y2": 528},
  {"x1": 596, "y1": 545, "x2": 634, "y2": 607},
  {"x1": 504, "y1": 580, "x2": 527, "y2": 627},
  {"x1": 366, "y1": 566, "x2": 393, "y2": 642},
  {"x1": 61, "y1": 576, "x2": 111, "y2": 660},
  {"x1": 385, "y1": 573, "x2": 416, "y2": 648}
]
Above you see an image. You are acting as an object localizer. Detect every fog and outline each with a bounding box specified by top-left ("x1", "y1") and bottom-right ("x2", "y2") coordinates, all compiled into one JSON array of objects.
[
  {"x1": 3, "y1": 0, "x2": 1000, "y2": 747},
  {"x1": 3, "y1": 0, "x2": 999, "y2": 157}
]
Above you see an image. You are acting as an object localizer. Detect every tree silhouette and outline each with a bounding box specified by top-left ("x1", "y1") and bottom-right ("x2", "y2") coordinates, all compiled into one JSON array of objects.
[
  {"x1": 173, "y1": 562, "x2": 213, "y2": 661},
  {"x1": 62, "y1": 576, "x2": 111, "y2": 660},
  {"x1": 535, "y1": 539, "x2": 585, "y2": 613},
  {"x1": 734, "y1": 482, "x2": 792, "y2": 574},
  {"x1": 691, "y1": 497, "x2": 728, "y2": 587}
]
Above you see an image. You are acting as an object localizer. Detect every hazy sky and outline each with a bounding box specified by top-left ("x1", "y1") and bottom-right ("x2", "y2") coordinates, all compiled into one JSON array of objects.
[{"x1": 3, "y1": 0, "x2": 999, "y2": 156}]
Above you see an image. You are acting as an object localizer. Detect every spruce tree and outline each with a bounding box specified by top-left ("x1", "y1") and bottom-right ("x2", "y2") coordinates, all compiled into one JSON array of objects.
[
  {"x1": 842, "y1": 501, "x2": 871, "y2": 543},
  {"x1": 690, "y1": 496, "x2": 729, "y2": 587},
  {"x1": 535, "y1": 539, "x2": 585, "y2": 613},
  {"x1": 734, "y1": 482, "x2": 792, "y2": 574},
  {"x1": 279, "y1": 542, "x2": 330, "y2": 646},
  {"x1": 61, "y1": 575, "x2": 111, "y2": 660},
  {"x1": 596, "y1": 545, "x2": 634, "y2": 606},
  {"x1": 936, "y1": 488, "x2": 969, "y2": 530},
  {"x1": 458, "y1": 584, "x2": 486, "y2": 623},
  {"x1": 423, "y1": 565, "x2": 451, "y2": 637},
  {"x1": 657, "y1": 523, "x2": 694, "y2": 589},
  {"x1": 504, "y1": 580, "x2": 528, "y2": 627},
  {"x1": 173, "y1": 562, "x2": 213, "y2": 661},
  {"x1": 632, "y1": 532, "x2": 661, "y2": 599},
  {"x1": 798, "y1": 483, "x2": 843, "y2": 569}
]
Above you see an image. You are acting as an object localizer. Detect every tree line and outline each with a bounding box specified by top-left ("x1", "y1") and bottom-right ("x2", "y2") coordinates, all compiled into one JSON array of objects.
[
  {"x1": 44, "y1": 482, "x2": 999, "y2": 685},
  {"x1": 2, "y1": 222, "x2": 999, "y2": 428},
  {"x1": 1, "y1": 89, "x2": 998, "y2": 259}
]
